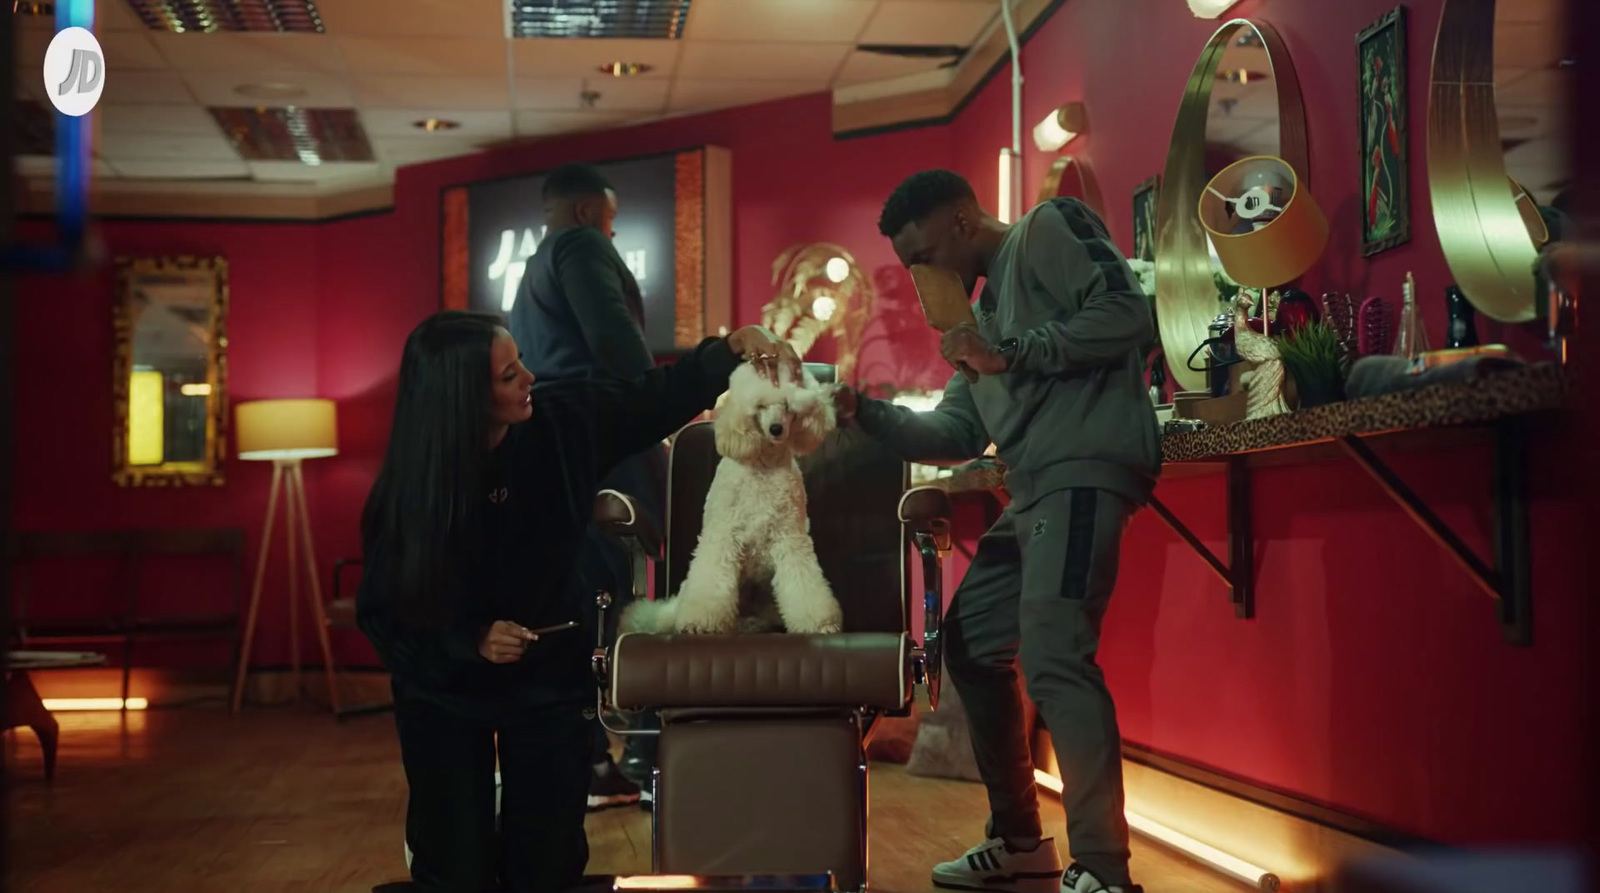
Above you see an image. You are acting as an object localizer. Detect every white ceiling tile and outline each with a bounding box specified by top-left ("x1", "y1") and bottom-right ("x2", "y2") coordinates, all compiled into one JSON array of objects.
[
  {"x1": 372, "y1": 136, "x2": 493, "y2": 166},
  {"x1": 577, "y1": 77, "x2": 671, "y2": 112},
  {"x1": 677, "y1": 41, "x2": 850, "y2": 83},
  {"x1": 667, "y1": 78, "x2": 821, "y2": 113},
  {"x1": 100, "y1": 70, "x2": 196, "y2": 104},
  {"x1": 181, "y1": 70, "x2": 357, "y2": 108},
  {"x1": 353, "y1": 75, "x2": 510, "y2": 110},
  {"x1": 834, "y1": 50, "x2": 946, "y2": 86},
  {"x1": 336, "y1": 37, "x2": 509, "y2": 77},
  {"x1": 512, "y1": 110, "x2": 633, "y2": 138},
  {"x1": 318, "y1": 0, "x2": 506, "y2": 38},
  {"x1": 100, "y1": 30, "x2": 171, "y2": 70},
  {"x1": 247, "y1": 161, "x2": 386, "y2": 183},
  {"x1": 510, "y1": 78, "x2": 586, "y2": 110},
  {"x1": 147, "y1": 32, "x2": 345, "y2": 73},
  {"x1": 685, "y1": 0, "x2": 877, "y2": 42},
  {"x1": 99, "y1": 103, "x2": 220, "y2": 134},
  {"x1": 358, "y1": 109, "x2": 515, "y2": 139},
  {"x1": 108, "y1": 158, "x2": 252, "y2": 179},
  {"x1": 858, "y1": 0, "x2": 997, "y2": 46},
  {"x1": 510, "y1": 38, "x2": 680, "y2": 78},
  {"x1": 99, "y1": 0, "x2": 149, "y2": 31},
  {"x1": 99, "y1": 128, "x2": 242, "y2": 161}
]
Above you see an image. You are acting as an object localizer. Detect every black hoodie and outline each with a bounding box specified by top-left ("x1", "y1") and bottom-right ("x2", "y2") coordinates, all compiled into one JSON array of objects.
[{"x1": 357, "y1": 336, "x2": 739, "y2": 720}]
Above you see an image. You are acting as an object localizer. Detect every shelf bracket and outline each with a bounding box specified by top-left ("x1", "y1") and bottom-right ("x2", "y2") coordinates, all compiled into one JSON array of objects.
[
  {"x1": 1337, "y1": 422, "x2": 1531, "y2": 645},
  {"x1": 1149, "y1": 457, "x2": 1254, "y2": 619}
]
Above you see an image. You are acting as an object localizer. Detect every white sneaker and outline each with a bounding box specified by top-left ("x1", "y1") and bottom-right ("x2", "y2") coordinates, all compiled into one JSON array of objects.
[
  {"x1": 1062, "y1": 863, "x2": 1142, "y2": 893},
  {"x1": 931, "y1": 837, "x2": 1065, "y2": 893}
]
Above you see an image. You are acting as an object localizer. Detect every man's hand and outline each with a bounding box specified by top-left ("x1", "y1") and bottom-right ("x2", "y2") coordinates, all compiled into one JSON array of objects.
[
  {"x1": 727, "y1": 325, "x2": 803, "y2": 384},
  {"x1": 478, "y1": 620, "x2": 538, "y2": 664},
  {"x1": 831, "y1": 385, "x2": 858, "y2": 423},
  {"x1": 941, "y1": 324, "x2": 1008, "y2": 378}
]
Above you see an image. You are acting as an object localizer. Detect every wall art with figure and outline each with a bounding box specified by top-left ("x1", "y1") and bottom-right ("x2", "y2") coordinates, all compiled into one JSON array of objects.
[
  {"x1": 1131, "y1": 175, "x2": 1159, "y2": 263},
  {"x1": 1358, "y1": 5, "x2": 1410, "y2": 256}
]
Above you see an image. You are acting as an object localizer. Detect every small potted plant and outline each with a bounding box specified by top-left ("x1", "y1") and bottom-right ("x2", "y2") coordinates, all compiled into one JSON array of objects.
[{"x1": 1274, "y1": 320, "x2": 1346, "y2": 409}]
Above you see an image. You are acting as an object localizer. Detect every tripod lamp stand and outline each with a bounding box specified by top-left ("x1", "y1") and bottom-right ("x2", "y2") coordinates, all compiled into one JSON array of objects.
[{"x1": 231, "y1": 399, "x2": 341, "y2": 714}]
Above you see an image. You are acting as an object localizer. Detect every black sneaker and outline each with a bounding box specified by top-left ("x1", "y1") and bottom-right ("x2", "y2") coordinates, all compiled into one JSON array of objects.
[{"x1": 587, "y1": 757, "x2": 642, "y2": 811}]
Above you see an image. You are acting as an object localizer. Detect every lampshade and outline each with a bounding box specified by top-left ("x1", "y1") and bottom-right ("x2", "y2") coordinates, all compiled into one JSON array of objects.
[
  {"x1": 1199, "y1": 155, "x2": 1328, "y2": 288},
  {"x1": 236, "y1": 399, "x2": 338, "y2": 461},
  {"x1": 1187, "y1": 0, "x2": 1242, "y2": 17}
]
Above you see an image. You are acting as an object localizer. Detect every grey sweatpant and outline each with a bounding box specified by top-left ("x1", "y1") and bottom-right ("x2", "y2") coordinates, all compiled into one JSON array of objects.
[{"x1": 945, "y1": 487, "x2": 1135, "y2": 886}]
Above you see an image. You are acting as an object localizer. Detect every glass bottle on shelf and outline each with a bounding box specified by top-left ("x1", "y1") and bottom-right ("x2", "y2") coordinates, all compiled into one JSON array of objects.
[{"x1": 1393, "y1": 272, "x2": 1431, "y2": 360}]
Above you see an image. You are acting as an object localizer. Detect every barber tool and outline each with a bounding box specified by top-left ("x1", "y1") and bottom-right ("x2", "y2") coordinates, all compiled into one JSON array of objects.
[
  {"x1": 1357, "y1": 296, "x2": 1391, "y2": 357},
  {"x1": 528, "y1": 620, "x2": 581, "y2": 637},
  {"x1": 1444, "y1": 285, "x2": 1479, "y2": 348},
  {"x1": 1185, "y1": 311, "x2": 1242, "y2": 398},
  {"x1": 1322, "y1": 292, "x2": 1358, "y2": 365},
  {"x1": 1393, "y1": 272, "x2": 1430, "y2": 360},
  {"x1": 909, "y1": 264, "x2": 981, "y2": 382}
]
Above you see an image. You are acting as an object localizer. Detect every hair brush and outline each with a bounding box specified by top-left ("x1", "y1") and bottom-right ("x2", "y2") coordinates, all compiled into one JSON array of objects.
[{"x1": 1357, "y1": 296, "x2": 1392, "y2": 357}]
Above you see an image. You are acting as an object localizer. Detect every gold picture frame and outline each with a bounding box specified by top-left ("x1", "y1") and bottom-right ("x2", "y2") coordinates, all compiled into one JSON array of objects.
[{"x1": 112, "y1": 255, "x2": 230, "y2": 487}]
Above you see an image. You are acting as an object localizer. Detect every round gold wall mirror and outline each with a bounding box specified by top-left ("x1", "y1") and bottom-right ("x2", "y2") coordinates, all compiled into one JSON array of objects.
[
  {"x1": 1154, "y1": 19, "x2": 1309, "y2": 392},
  {"x1": 1037, "y1": 155, "x2": 1108, "y2": 221},
  {"x1": 1427, "y1": 0, "x2": 1572, "y2": 322}
]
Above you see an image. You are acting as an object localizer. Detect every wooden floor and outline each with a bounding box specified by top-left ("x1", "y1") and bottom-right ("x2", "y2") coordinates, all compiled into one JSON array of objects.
[{"x1": 6, "y1": 706, "x2": 1244, "y2": 893}]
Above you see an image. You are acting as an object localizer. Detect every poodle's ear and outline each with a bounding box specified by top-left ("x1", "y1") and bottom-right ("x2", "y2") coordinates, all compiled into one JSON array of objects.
[
  {"x1": 713, "y1": 404, "x2": 764, "y2": 461},
  {"x1": 788, "y1": 385, "x2": 836, "y2": 456}
]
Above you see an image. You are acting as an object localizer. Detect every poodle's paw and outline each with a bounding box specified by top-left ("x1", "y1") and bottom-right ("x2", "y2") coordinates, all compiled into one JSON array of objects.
[
  {"x1": 671, "y1": 594, "x2": 740, "y2": 635},
  {"x1": 779, "y1": 594, "x2": 844, "y2": 636}
]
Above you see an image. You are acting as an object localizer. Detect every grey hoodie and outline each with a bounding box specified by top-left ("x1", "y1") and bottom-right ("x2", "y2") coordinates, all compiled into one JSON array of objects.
[{"x1": 856, "y1": 197, "x2": 1161, "y2": 509}]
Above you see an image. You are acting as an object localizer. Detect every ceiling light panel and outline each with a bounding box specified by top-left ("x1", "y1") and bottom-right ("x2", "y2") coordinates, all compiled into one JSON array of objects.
[
  {"x1": 508, "y1": 0, "x2": 692, "y2": 40},
  {"x1": 210, "y1": 107, "x2": 374, "y2": 164},
  {"x1": 124, "y1": 0, "x2": 326, "y2": 34}
]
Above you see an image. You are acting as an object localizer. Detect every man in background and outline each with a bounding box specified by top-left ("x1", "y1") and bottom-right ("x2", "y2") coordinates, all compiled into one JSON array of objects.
[
  {"x1": 510, "y1": 162, "x2": 664, "y2": 811},
  {"x1": 835, "y1": 170, "x2": 1158, "y2": 893}
]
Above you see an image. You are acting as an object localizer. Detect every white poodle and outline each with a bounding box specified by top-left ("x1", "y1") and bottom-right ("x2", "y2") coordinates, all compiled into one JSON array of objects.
[{"x1": 621, "y1": 363, "x2": 842, "y2": 636}]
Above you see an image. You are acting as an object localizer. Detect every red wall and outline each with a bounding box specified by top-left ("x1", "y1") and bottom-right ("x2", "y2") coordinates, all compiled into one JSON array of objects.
[{"x1": 10, "y1": 0, "x2": 1587, "y2": 851}]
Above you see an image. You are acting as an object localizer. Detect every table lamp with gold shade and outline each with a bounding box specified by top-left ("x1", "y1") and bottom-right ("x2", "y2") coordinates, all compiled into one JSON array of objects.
[{"x1": 230, "y1": 399, "x2": 342, "y2": 715}]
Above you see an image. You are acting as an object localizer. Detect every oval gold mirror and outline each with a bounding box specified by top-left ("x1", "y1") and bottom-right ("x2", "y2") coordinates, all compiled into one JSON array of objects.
[
  {"x1": 1037, "y1": 155, "x2": 1107, "y2": 221},
  {"x1": 1428, "y1": 0, "x2": 1572, "y2": 322},
  {"x1": 1154, "y1": 19, "x2": 1309, "y2": 392}
]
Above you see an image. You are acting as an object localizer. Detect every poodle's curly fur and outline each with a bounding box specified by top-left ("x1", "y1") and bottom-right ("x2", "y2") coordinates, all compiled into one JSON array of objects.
[{"x1": 621, "y1": 363, "x2": 842, "y2": 636}]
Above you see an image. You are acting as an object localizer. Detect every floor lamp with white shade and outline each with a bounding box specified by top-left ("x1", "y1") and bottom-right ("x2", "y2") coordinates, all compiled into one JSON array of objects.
[{"x1": 231, "y1": 398, "x2": 341, "y2": 715}]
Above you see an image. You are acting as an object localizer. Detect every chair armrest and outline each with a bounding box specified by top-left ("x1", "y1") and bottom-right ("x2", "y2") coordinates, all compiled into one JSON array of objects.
[
  {"x1": 898, "y1": 486, "x2": 953, "y2": 710},
  {"x1": 593, "y1": 490, "x2": 663, "y2": 560}
]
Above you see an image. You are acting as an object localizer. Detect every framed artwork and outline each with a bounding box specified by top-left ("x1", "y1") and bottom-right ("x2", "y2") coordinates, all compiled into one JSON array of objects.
[
  {"x1": 1357, "y1": 5, "x2": 1410, "y2": 256},
  {"x1": 1131, "y1": 175, "x2": 1160, "y2": 262},
  {"x1": 439, "y1": 146, "x2": 732, "y2": 354}
]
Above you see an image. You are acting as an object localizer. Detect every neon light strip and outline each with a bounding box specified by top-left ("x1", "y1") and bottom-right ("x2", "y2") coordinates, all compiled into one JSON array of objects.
[
  {"x1": 55, "y1": 0, "x2": 97, "y2": 254},
  {"x1": 42, "y1": 698, "x2": 149, "y2": 711},
  {"x1": 1033, "y1": 769, "x2": 1280, "y2": 890}
]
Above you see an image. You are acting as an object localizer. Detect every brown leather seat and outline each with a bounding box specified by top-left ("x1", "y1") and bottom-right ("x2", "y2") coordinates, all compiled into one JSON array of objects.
[{"x1": 592, "y1": 368, "x2": 951, "y2": 892}]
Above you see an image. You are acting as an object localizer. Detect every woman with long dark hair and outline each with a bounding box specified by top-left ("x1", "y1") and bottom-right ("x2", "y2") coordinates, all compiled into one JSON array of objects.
[{"x1": 358, "y1": 310, "x2": 797, "y2": 892}]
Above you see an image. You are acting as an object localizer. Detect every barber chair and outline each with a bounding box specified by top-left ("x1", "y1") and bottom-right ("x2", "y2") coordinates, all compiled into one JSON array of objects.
[{"x1": 589, "y1": 365, "x2": 954, "y2": 893}]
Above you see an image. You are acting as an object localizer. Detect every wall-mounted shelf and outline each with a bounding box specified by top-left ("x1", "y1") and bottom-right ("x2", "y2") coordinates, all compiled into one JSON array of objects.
[{"x1": 932, "y1": 364, "x2": 1571, "y2": 644}]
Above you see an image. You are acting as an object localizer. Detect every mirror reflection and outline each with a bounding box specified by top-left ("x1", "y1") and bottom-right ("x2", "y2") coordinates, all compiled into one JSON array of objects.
[
  {"x1": 1495, "y1": 0, "x2": 1573, "y2": 239},
  {"x1": 114, "y1": 257, "x2": 229, "y2": 486},
  {"x1": 1203, "y1": 27, "x2": 1281, "y2": 180}
]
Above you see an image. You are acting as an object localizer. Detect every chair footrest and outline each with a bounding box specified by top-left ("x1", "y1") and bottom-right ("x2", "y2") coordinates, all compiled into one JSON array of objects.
[
  {"x1": 614, "y1": 875, "x2": 836, "y2": 893},
  {"x1": 610, "y1": 632, "x2": 908, "y2": 711}
]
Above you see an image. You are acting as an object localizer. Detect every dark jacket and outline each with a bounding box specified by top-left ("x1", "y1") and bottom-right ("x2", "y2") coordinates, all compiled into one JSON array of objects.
[
  {"x1": 509, "y1": 225, "x2": 653, "y2": 382},
  {"x1": 356, "y1": 337, "x2": 740, "y2": 720}
]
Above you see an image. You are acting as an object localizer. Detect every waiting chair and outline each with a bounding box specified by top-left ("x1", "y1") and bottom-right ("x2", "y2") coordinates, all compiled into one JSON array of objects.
[{"x1": 589, "y1": 365, "x2": 954, "y2": 892}]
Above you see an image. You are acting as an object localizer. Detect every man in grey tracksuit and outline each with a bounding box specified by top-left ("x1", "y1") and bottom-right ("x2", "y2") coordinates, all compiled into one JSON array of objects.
[{"x1": 835, "y1": 170, "x2": 1159, "y2": 893}]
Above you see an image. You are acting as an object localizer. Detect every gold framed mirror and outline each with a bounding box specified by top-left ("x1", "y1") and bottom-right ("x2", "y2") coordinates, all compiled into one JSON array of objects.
[
  {"x1": 1427, "y1": 0, "x2": 1571, "y2": 322},
  {"x1": 112, "y1": 256, "x2": 230, "y2": 487},
  {"x1": 1037, "y1": 155, "x2": 1107, "y2": 221},
  {"x1": 1154, "y1": 19, "x2": 1309, "y2": 392}
]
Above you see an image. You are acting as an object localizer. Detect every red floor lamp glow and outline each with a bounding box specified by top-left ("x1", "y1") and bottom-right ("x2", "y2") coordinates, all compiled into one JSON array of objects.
[{"x1": 230, "y1": 399, "x2": 341, "y2": 715}]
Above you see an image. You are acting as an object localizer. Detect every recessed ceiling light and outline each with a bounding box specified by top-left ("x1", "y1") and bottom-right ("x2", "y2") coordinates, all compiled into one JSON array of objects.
[
  {"x1": 415, "y1": 118, "x2": 462, "y2": 132},
  {"x1": 598, "y1": 62, "x2": 654, "y2": 77},
  {"x1": 235, "y1": 83, "x2": 309, "y2": 101}
]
